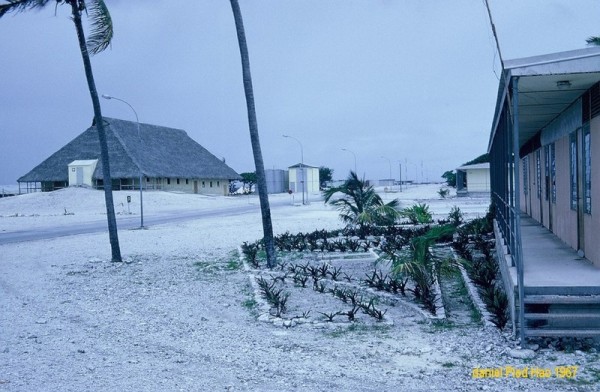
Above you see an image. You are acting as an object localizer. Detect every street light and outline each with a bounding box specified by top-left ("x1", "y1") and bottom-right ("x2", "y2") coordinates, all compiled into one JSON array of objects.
[
  {"x1": 341, "y1": 148, "x2": 357, "y2": 174},
  {"x1": 397, "y1": 160, "x2": 403, "y2": 192},
  {"x1": 101, "y1": 94, "x2": 145, "y2": 228},
  {"x1": 381, "y1": 156, "x2": 392, "y2": 189},
  {"x1": 282, "y1": 134, "x2": 306, "y2": 205}
]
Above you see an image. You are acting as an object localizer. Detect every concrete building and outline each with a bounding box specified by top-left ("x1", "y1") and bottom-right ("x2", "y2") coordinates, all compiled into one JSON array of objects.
[
  {"x1": 288, "y1": 164, "x2": 320, "y2": 194},
  {"x1": 265, "y1": 169, "x2": 289, "y2": 194},
  {"x1": 456, "y1": 163, "x2": 490, "y2": 197},
  {"x1": 488, "y1": 46, "x2": 600, "y2": 339}
]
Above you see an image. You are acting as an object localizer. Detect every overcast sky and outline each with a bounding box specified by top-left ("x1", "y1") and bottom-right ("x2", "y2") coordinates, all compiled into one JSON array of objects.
[{"x1": 1, "y1": 0, "x2": 599, "y2": 186}]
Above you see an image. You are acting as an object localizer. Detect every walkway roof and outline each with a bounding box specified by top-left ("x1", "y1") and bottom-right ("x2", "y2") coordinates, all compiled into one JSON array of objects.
[{"x1": 488, "y1": 46, "x2": 600, "y2": 152}]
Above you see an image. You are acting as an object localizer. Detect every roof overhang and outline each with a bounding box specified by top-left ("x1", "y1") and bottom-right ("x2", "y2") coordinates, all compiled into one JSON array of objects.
[{"x1": 488, "y1": 46, "x2": 600, "y2": 152}]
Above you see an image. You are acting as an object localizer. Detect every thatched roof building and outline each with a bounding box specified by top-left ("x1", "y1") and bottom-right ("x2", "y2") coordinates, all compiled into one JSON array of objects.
[{"x1": 19, "y1": 117, "x2": 241, "y2": 195}]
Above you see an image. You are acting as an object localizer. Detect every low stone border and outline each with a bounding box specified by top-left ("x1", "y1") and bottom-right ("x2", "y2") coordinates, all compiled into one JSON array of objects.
[
  {"x1": 239, "y1": 247, "x2": 446, "y2": 328},
  {"x1": 454, "y1": 254, "x2": 496, "y2": 328}
]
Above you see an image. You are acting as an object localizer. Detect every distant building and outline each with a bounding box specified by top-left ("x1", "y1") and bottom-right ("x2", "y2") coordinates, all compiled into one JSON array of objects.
[
  {"x1": 18, "y1": 117, "x2": 240, "y2": 195},
  {"x1": 287, "y1": 163, "x2": 319, "y2": 194},
  {"x1": 455, "y1": 163, "x2": 490, "y2": 197},
  {"x1": 265, "y1": 169, "x2": 289, "y2": 194}
]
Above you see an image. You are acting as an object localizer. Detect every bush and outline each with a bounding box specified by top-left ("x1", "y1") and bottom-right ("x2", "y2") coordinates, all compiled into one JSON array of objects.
[
  {"x1": 438, "y1": 188, "x2": 449, "y2": 199},
  {"x1": 401, "y1": 203, "x2": 433, "y2": 225}
]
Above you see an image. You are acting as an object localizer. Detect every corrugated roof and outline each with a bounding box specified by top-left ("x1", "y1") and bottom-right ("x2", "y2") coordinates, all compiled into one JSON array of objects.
[
  {"x1": 19, "y1": 117, "x2": 241, "y2": 182},
  {"x1": 456, "y1": 163, "x2": 489, "y2": 171},
  {"x1": 288, "y1": 163, "x2": 319, "y2": 169},
  {"x1": 488, "y1": 46, "x2": 600, "y2": 153}
]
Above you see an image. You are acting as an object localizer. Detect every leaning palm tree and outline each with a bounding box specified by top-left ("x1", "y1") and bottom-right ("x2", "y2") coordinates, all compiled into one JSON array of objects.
[
  {"x1": 0, "y1": 0, "x2": 122, "y2": 262},
  {"x1": 323, "y1": 171, "x2": 400, "y2": 233},
  {"x1": 587, "y1": 36, "x2": 600, "y2": 46},
  {"x1": 229, "y1": 0, "x2": 276, "y2": 268}
]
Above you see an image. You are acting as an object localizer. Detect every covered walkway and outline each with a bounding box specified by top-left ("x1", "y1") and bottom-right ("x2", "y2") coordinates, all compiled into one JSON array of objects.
[{"x1": 502, "y1": 216, "x2": 600, "y2": 295}]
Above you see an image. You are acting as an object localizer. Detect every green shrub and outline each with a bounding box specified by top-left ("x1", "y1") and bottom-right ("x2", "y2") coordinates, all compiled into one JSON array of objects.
[{"x1": 401, "y1": 203, "x2": 433, "y2": 225}]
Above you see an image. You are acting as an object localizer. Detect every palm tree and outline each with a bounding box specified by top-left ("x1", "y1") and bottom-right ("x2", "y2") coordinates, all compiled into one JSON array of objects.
[
  {"x1": 229, "y1": 0, "x2": 276, "y2": 268},
  {"x1": 1, "y1": 0, "x2": 122, "y2": 262},
  {"x1": 587, "y1": 36, "x2": 600, "y2": 46},
  {"x1": 323, "y1": 171, "x2": 400, "y2": 232}
]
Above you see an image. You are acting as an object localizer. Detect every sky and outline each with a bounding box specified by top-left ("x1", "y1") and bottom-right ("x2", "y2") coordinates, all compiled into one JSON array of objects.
[{"x1": 1, "y1": 0, "x2": 599, "y2": 186}]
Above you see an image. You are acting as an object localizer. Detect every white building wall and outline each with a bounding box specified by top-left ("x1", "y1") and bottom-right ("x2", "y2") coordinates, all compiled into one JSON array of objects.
[
  {"x1": 466, "y1": 169, "x2": 490, "y2": 192},
  {"x1": 68, "y1": 160, "x2": 98, "y2": 187}
]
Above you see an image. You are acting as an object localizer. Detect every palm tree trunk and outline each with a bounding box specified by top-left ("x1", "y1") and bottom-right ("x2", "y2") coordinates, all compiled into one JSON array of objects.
[
  {"x1": 70, "y1": 2, "x2": 122, "y2": 262},
  {"x1": 229, "y1": 0, "x2": 276, "y2": 268}
]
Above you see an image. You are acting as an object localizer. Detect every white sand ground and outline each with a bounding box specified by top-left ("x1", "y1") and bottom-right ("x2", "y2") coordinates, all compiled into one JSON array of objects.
[{"x1": 1, "y1": 185, "x2": 598, "y2": 391}]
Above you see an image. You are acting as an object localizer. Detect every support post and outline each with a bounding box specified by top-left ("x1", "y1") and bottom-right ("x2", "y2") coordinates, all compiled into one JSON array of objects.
[{"x1": 513, "y1": 77, "x2": 526, "y2": 344}]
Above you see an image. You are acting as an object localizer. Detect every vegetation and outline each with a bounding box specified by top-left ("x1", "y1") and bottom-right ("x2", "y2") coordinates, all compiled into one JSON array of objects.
[
  {"x1": 323, "y1": 171, "x2": 400, "y2": 235},
  {"x1": 239, "y1": 171, "x2": 257, "y2": 193},
  {"x1": 319, "y1": 166, "x2": 333, "y2": 188},
  {"x1": 448, "y1": 206, "x2": 463, "y2": 227},
  {"x1": 229, "y1": 0, "x2": 276, "y2": 268},
  {"x1": 463, "y1": 153, "x2": 489, "y2": 166},
  {"x1": 586, "y1": 36, "x2": 600, "y2": 46},
  {"x1": 452, "y1": 206, "x2": 508, "y2": 329},
  {"x1": 437, "y1": 188, "x2": 449, "y2": 199},
  {"x1": 0, "y1": 0, "x2": 122, "y2": 261},
  {"x1": 400, "y1": 203, "x2": 433, "y2": 225},
  {"x1": 240, "y1": 199, "x2": 502, "y2": 323},
  {"x1": 384, "y1": 225, "x2": 456, "y2": 314},
  {"x1": 441, "y1": 170, "x2": 456, "y2": 187}
]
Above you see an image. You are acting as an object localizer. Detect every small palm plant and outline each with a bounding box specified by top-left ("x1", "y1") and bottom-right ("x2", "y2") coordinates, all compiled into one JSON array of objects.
[
  {"x1": 323, "y1": 171, "x2": 400, "y2": 234},
  {"x1": 385, "y1": 225, "x2": 456, "y2": 314},
  {"x1": 400, "y1": 203, "x2": 433, "y2": 225}
]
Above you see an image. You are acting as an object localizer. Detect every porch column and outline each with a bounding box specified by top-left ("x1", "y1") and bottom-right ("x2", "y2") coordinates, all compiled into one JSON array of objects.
[{"x1": 512, "y1": 77, "x2": 526, "y2": 343}]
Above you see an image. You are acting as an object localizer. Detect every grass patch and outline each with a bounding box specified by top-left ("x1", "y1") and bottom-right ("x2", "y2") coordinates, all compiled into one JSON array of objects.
[
  {"x1": 326, "y1": 323, "x2": 391, "y2": 338},
  {"x1": 226, "y1": 258, "x2": 242, "y2": 270},
  {"x1": 243, "y1": 298, "x2": 257, "y2": 310},
  {"x1": 425, "y1": 319, "x2": 459, "y2": 332}
]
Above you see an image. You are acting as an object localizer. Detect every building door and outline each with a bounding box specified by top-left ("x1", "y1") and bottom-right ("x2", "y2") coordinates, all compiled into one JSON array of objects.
[
  {"x1": 76, "y1": 167, "x2": 84, "y2": 186},
  {"x1": 574, "y1": 128, "x2": 585, "y2": 253},
  {"x1": 544, "y1": 145, "x2": 553, "y2": 232},
  {"x1": 193, "y1": 180, "x2": 198, "y2": 194}
]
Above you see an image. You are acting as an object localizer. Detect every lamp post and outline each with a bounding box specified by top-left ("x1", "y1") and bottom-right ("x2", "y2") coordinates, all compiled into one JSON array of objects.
[
  {"x1": 381, "y1": 156, "x2": 392, "y2": 189},
  {"x1": 101, "y1": 94, "x2": 144, "y2": 228},
  {"x1": 341, "y1": 148, "x2": 357, "y2": 174},
  {"x1": 397, "y1": 161, "x2": 403, "y2": 192},
  {"x1": 282, "y1": 134, "x2": 305, "y2": 205}
]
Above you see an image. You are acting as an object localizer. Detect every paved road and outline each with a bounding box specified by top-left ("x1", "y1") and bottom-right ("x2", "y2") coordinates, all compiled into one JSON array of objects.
[{"x1": 0, "y1": 198, "x2": 298, "y2": 245}]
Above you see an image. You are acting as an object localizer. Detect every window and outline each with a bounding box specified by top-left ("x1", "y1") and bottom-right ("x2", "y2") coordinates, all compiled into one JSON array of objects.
[
  {"x1": 217, "y1": 181, "x2": 220, "y2": 187},
  {"x1": 167, "y1": 178, "x2": 171, "y2": 185},
  {"x1": 522, "y1": 156, "x2": 528, "y2": 195},
  {"x1": 583, "y1": 124, "x2": 592, "y2": 213},
  {"x1": 186, "y1": 179, "x2": 189, "y2": 185},
  {"x1": 210, "y1": 181, "x2": 213, "y2": 187},
  {"x1": 551, "y1": 143, "x2": 556, "y2": 204},
  {"x1": 177, "y1": 178, "x2": 180, "y2": 185},
  {"x1": 536, "y1": 150, "x2": 541, "y2": 199},
  {"x1": 570, "y1": 132, "x2": 578, "y2": 210},
  {"x1": 544, "y1": 145, "x2": 550, "y2": 201},
  {"x1": 202, "y1": 181, "x2": 206, "y2": 188}
]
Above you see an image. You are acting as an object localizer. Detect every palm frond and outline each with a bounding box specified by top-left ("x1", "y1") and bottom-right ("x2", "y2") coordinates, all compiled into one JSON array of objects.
[
  {"x1": 85, "y1": 0, "x2": 113, "y2": 55},
  {"x1": 0, "y1": 0, "x2": 52, "y2": 18},
  {"x1": 586, "y1": 36, "x2": 600, "y2": 46}
]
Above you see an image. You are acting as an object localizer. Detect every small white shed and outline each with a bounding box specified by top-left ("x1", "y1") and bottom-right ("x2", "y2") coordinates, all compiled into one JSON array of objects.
[
  {"x1": 68, "y1": 159, "x2": 98, "y2": 187},
  {"x1": 288, "y1": 163, "x2": 320, "y2": 194},
  {"x1": 456, "y1": 163, "x2": 490, "y2": 196}
]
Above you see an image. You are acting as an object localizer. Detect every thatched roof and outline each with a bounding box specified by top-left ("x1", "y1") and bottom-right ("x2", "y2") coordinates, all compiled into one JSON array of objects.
[{"x1": 19, "y1": 117, "x2": 241, "y2": 182}]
